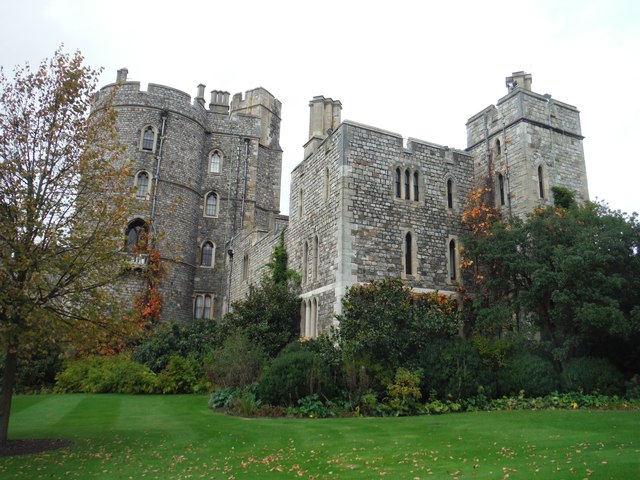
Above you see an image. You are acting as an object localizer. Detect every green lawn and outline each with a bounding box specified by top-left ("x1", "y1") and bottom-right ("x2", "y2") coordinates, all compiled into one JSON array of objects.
[{"x1": 1, "y1": 394, "x2": 638, "y2": 479}]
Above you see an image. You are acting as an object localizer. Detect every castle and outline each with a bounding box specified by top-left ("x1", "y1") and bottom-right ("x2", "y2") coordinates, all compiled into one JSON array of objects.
[{"x1": 93, "y1": 70, "x2": 589, "y2": 332}]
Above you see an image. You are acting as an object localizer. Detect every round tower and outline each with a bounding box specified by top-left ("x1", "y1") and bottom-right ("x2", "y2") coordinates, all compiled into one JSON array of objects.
[{"x1": 93, "y1": 69, "x2": 284, "y2": 323}]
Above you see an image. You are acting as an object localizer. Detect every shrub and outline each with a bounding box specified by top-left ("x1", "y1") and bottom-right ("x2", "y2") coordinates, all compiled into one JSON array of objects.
[
  {"x1": 424, "y1": 399, "x2": 462, "y2": 414},
  {"x1": 342, "y1": 358, "x2": 375, "y2": 400},
  {"x1": 55, "y1": 354, "x2": 158, "y2": 394},
  {"x1": 498, "y1": 353, "x2": 558, "y2": 397},
  {"x1": 384, "y1": 368, "x2": 423, "y2": 416},
  {"x1": 221, "y1": 282, "x2": 300, "y2": 359},
  {"x1": 418, "y1": 337, "x2": 494, "y2": 400},
  {"x1": 625, "y1": 375, "x2": 640, "y2": 399},
  {"x1": 258, "y1": 342, "x2": 334, "y2": 406},
  {"x1": 133, "y1": 319, "x2": 221, "y2": 373},
  {"x1": 561, "y1": 357, "x2": 624, "y2": 396},
  {"x1": 335, "y1": 279, "x2": 460, "y2": 379},
  {"x1": 209, "y1": 386, "x2": 241, "y2": 409},
  {"x1": 158, "y1": 355, "x2": 208, "y2": 394},
  {"x1": 206, "y1": 332, "x2": 267, "y2": 389},
  {"x1": 356, "y1": 391, "x2": 381, "y2": 417},
  {"x1": 228, "y1": 388, "x2": 261, "y2": 416},
  {"x1": 289, "y1": 394, "x2": 332, "y2": 418}
]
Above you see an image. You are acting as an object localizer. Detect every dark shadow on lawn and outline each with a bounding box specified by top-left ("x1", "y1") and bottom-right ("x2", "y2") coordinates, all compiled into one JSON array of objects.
[{"x1": 0, "y1": 439, "x2": 73, "y2": 457}]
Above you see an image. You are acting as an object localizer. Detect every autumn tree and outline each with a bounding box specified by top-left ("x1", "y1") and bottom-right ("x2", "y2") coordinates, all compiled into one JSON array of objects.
[
  {"x1": 460, "y1": 183, "x2": 512, "y2": 335},
  {"x1": 0, "y1": 49, "x2": 136, "y2": 444}
]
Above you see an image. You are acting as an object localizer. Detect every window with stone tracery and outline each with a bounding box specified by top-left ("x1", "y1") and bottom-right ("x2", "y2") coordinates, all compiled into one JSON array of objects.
[
  {"x1": 141, "y1": 126, "x2": 157, "y2": 152},
  {"x1": 209, "y1": 150, "x2": 222, "y2": 174}
]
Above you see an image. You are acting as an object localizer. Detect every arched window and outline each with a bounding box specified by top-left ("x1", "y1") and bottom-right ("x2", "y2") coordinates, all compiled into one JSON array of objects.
[
  {"x1": 405, "y1": 232, "x2": 413, "y2": 275},
  {"x1": 498, "y1": 173, "x2": 506, "y2": 206},
  {"x1": 413, "y1": 171, "x2": 419, "y2": 201},
  {"x1": 203, "y1": 295, "x2": 212, "y2": 320},
  {"x1": 201, "y1": 241, "x2": 214, "y2": 267},
  {"x1": 205, "y1": 192, "x2": 218, "y2": 217},
  {"x1": 135, "y1": 171, "x2": 149, "y2": 198},
  {"x1": 301, "y1": 298, "x2": 319, "y2": 338},
  {"x1": 449, "y1": 239, "x2": 457, "y2": 281},
  {"x1": 495, "y1": 139, "x2": 502, "y2": 156},
  {"x1": 141, "y1": 126, "x2": 155, "y2": 152},
  {"x1": 125, "y1": 219, "x2": 148, "y2": 252},
  {"x1": 194, "y1": 294, "x2": 214, "y2": 319},
  {"x1": 300, "y1": 301, "x2": 307, "y2": 337},
  {"x1": 538, "y1": 165, "x2": 545, "y2": 198},
  {"x1": 313, "y1": 236, "x2": 319, "y2": 281},
  {"x1": 299, "y1": 189, "x2": 304, "y2": 217},
  {"x1": 242, "y1": 254, "x2": 249, "y2": 280},
  {"x1": 447, "y1": 178, "x2": 454, "y2": 209},
  {"x1": 324, "y1": 167, "x2": 330, "y2": 203},
  {"x1": 395, "y1": 168, "x2": 401, "y2": 198},
  {"x1": 194, "y1": 296, "x2": 203, "y2": 319},
  {"x1": 209, "y1": 150, "x2": 221, "y2": 174},
  {"x1": 404, "y1": 169, "x2": 410, "y2": 199},
  {"x1": 302, "y1": 241, "x2": 308, "y2": 283},
  {"x1": 312, "y1": 297, "x2": 318, "y2": 338}
]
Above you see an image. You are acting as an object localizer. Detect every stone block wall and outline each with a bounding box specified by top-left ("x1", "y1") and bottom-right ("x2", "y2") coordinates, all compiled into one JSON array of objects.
[
  {"x1": 466, "y1": 87, "x2": 588, "y2": 218},
  {"x1": 94, "y1": 74, "x2": 283, "y2": 323},
  {"x1": 226, "y1": 216, "x2": 289, "y2": 312},
  {"x1": 93, "y1": 70, "x2": 589, "y2": 333},
  {"x1": 289, "y1": 119, "x2": 473, "y2": 334}
]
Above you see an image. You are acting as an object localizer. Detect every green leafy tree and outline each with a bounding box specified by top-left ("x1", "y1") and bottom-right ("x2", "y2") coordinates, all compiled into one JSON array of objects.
[
  {"x1": 463, "y1": 200, "x2": 640, "y2": 370},
  {"x1": 0, "y1": 49, "x2": 135, "y2": 443},
  {"x1": 335, "y1": 279, "x2": 460, "y2": 384},
  {"x1": 552, "y1": 186, "x2": 577, "y2": 210},
  {"x1": 221, "y1": 233, "x2": 300, "y2": 358}
]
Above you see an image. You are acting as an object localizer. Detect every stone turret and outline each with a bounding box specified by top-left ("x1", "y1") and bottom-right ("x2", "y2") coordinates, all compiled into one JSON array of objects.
[{"x1": 303, "y1": 95, "x2": 342, "y2": 159}]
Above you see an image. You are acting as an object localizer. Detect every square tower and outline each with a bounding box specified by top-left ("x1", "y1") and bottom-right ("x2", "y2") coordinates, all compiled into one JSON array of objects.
[{"x1": 466, "y1": 72, "x2": 589, "y2": 217}]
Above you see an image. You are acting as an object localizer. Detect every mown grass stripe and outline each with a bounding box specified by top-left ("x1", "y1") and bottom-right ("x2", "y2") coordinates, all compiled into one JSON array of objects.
[
  {"x1": 2, "y1": 395, "x2": 639, "y2": 479},
  {"x1": 9, "y1": 394, "x2": 85, "y2": 438}
]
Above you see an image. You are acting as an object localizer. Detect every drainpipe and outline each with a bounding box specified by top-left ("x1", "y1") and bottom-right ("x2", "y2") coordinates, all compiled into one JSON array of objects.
[
  {"x1": 240, "y1": 138, "x2": 250, "y2": 226},
  {"x1": 502, "y1": 119, "x2": 513, "y2": 217},
  {"x1": 546, "y1": 96, "x2": 557, "y2": 187},
  {"x1": 150, "y1": 110, "x2": 168, "y2": 234}
]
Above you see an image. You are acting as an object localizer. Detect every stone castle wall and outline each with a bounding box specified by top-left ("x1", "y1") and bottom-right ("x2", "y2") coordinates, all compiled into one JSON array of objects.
[
  {"x1": 94, "y1": 70, "x2": 588, "y2": 332},
  {"x1": 466, "y1": 87, "x2": 588, "y2": 218},
  {"x1": 289, "y1": 120, "x2": 473, "y2": 331},
  {"x1": 95, "y1": 74, "x2": 282, "y2": 323}
]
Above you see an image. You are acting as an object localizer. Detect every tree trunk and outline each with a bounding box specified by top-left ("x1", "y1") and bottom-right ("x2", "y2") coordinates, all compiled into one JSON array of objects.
[{"x1": 0, "y1": 344, "x2": 18, "y2": 446}]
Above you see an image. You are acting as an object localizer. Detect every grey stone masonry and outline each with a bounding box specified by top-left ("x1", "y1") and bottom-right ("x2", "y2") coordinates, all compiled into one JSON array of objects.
[
  {"x1": 466, "y1": 73, "x2": 588, "y2": 218},
  {"x1": 93, "y1": 70, "x2": 590, "y2": 334},
  {"x1": 289, "y1": 119, "x2": 472, "y2": 336},
  {"x1": 93, "y1": 70, "x2": 282, "y2": 323}
]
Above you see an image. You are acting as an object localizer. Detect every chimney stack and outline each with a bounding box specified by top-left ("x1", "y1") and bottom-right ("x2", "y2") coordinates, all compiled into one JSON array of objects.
[
  {"x1": 209, "y1": 90, "x2": 230, "y2": 113},
  {"x1": 196, "y1": 84, "x2": 206, "y2": 107},
  {"x1": 506, "y1": 71, "x2": 532, "y2": 92},
  {"x1": 304, "y1": 96, "x2": 342, "y2": 158},
  {"x1": 116, "y1": 68, "x2": 128, "y2": 83}
]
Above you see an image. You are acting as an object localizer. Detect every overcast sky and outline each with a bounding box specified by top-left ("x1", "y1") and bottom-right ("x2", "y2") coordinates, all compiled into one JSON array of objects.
[{"x1": 3, "y1": 0, "x2": 639, "y2": 216}]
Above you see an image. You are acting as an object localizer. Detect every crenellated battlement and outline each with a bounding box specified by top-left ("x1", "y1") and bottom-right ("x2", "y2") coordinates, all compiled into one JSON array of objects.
[{"x1": 96, "y1": 69, "x2": 279, "y2": 124}]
